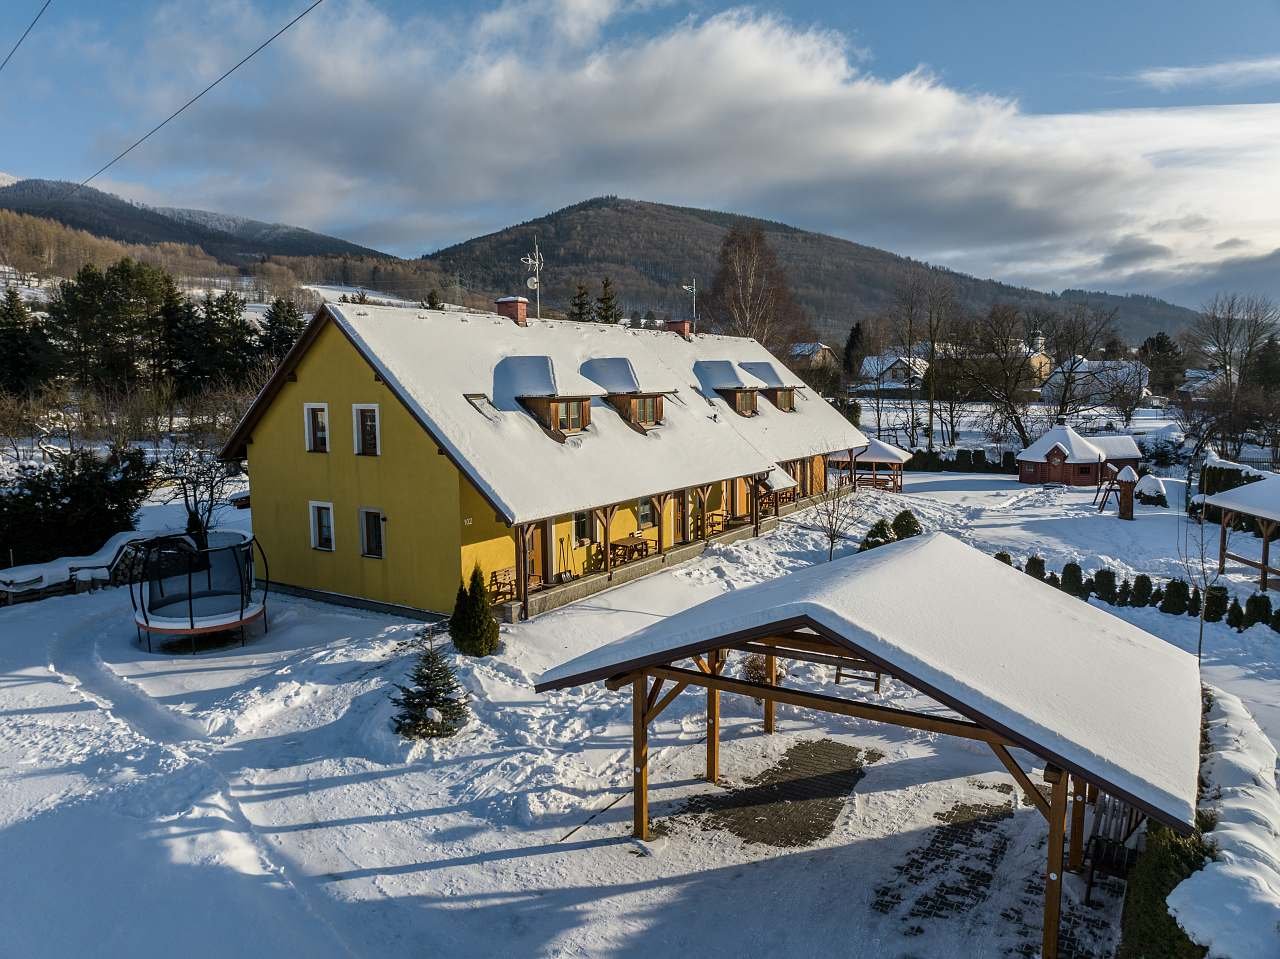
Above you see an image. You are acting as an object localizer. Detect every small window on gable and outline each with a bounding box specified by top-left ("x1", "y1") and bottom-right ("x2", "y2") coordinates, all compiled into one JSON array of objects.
[
  {"x1": 353, "y1": 404, "x2": 380, "y2": 455},
  {"x1": 310, "y1": 502, "x2": 334, "y2": 551},
  {"x1": 556, "y1": 399, "x2": 588, "y2": 433},
  {"x1": 360, "y1": 508, "x2": 384, "y2": 558},
  {"x1": 635, "y1": 395, "x2": 658, "y2": 426},
  {"x1": 637, "y1": 498, "x2": 654, "y2": 528},
  {"x1": 305, "y1": 404, "x2": 329, "y2": 452}
]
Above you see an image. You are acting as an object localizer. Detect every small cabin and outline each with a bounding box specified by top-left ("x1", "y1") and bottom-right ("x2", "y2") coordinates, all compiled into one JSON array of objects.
[{"x1": 1016, "y1": 420, "x2": 1140, "y2": 486}]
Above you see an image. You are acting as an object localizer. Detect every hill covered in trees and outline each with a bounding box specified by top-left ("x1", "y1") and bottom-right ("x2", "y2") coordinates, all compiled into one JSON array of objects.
[
  {"x1": 425, "y1": 197, "x2": 1199, "y2": 342},
  {"x1": 0, "y1": 179, "x2": 386, "y2": 264}
]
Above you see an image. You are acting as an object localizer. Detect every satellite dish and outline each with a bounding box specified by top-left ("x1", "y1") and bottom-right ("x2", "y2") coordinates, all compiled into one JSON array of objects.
[{"x1": 526, "y1": 276, "x2": 539, "y2": 290}]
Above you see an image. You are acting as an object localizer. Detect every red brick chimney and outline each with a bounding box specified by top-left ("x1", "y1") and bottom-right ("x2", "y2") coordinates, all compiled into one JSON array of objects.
[
  {"x1": 665, "y1": 318, "x2": 693, "y2": 337},
  {"x1": 494, "y1": 295, "x2": 529, "y2": 326}
]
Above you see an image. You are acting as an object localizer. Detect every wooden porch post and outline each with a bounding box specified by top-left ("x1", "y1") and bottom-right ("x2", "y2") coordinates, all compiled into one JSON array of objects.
[
  {"x1": 695, "y1": 485, "x2": 712, "y2": 540},
  {"x1": 633, "y1": 674, "x2": 649, "y2": 840},
  {"x1": 1261, "y1": 519, "x2": 1275, "y2": 591},
  {"x1": 847, "y1": 447, "x2": 855, "y2": 489},
  {"x1": 751, "y1": 477, "x2": 761, "y2": 537},
  {"x1": 764, "y1": 651, "x2": 777, "y2": 733},
  {"x1": 514, "y1": 523, "x2": 529, "y2": 620},
  {"x1": 1043, "y1": 765, "x2": 1069, "y2": 959},
  {"x1": 706, "y1": 650, "x2": 721, "y2": 783},
  {"x1": 651, "y1": 493, "x2": 670, "y2": 555},
  {"x1": 598, "y1": 505, "x2": 618, "y2": 578},
  {"x1": 1219, "y1": 509, "x2": 1230, "y2": 574},
  {"x1": 1068, "y1": 774, "x2": 1087, "y2": 872}
]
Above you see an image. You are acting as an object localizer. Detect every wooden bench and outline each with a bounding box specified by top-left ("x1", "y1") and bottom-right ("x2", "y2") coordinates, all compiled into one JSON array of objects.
[{"x1": 1083, "y1": 792, "x2": 1146, "y2": 904}]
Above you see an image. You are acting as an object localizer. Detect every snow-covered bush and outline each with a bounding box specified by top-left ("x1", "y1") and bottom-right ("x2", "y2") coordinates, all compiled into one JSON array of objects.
[
  {"x1": 1243, "y1": 593, "x2": 1273, "y2": 631},
  {"x1": 890, "y1": 509, "x2": 922, "y2": 541},
  {"x1": 1204, "y1": 586, "x2": 1228, "y2": 623},
  {"x1": 1160, "y1": 579, "x2": 1190, "y2": 616},
  {"x1": 1061, "y1": 562, "x2": 1086, "y2": 598},
  {"x1": 1024, "y1": 555, "x2": 1046, "y2": 581},
  {"x1": 1132, "y1": 574, "x2": 1154, "y2": 608},
  {"x1": 859, "y1": 519, "x2": 897, "y2": 552},
  {"x1": 993, "y1": 551, "x2": 1012, "y2": 566},
  {"x1": 1226, "y1": 596, "x2": 1245, "y2": 632},
  {"x1": 1093, "y1": 568, "x2": 1118, "y2": 605},
  {"x1": 1135, "y1": 473, "x2": 1168, "y2": 508}
]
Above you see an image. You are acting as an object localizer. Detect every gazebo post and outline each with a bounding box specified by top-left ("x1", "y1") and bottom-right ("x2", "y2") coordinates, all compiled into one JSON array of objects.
[
  {"x1": 706, "y1": 650, "x2": 721, "y2": 783},
  {"x1": 514, "y1": 523, "x2": 528, "y2": 620},
  {"x1": 763, "y1": 652, "x2": 776, "y2": 733},
  {"x1": 1068, "y1": 774, "x2": 1087, "y2": 872},
  {"x1": 1043, "y1": 765, "x2": 1069, "y2": 959},
  {"x1": 751, "y1": 477, "x2": 761, "y2": 537},
  {"x1": 1261, "y1": 519, "x2": 1275, "y2": 591},
  {"x1": 632, "y1": 674, "x2": 649, "y2": 840},
  {"x1": 1218, "y1": 509, "x2": 1231, "y2": 574}
]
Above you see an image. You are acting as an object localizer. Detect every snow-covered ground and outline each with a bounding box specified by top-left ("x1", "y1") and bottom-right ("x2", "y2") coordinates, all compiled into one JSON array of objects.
[{"x1": 1, "y1": 474, "x2": 1276, "y2": 957}]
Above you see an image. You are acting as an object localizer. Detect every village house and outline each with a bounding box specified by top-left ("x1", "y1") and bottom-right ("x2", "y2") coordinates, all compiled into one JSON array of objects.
[
  {"x1": 221, "y1": 297, "x2": 868, "y2": 620},
  {"x1": 1016, "y1": 419, "x2": 1141, "y2": 486},
  {"x1": 788, "y1": 341, "x2": 840, "y2": 371},
  {"x1": 1039, "y1": 356, "x2": 1150, "y2": 408}
]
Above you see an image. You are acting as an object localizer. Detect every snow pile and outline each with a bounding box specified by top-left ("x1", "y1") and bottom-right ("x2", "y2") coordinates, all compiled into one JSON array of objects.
[
  {"x1": 0, "y1": 527, "x2": 185, "y2": 590},
  {"x1": 1204, "y1": 451, "x2": 1270, "y2": 480},
  {"x1": 1168, "y1": 689, "x2": 1280, "y2": 956},
  {"x1": 1135, "y1": 473, "x2": 1166, "y2": 497}
]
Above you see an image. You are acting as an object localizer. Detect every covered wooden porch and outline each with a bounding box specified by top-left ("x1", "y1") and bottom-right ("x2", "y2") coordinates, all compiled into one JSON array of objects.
[{"x1": 537, "y1": 533, "x2": 1200, "y2": 959}]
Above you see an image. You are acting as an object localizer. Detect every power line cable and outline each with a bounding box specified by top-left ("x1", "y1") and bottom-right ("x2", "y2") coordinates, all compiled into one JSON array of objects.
[
  {"x1": 75, "y1": 0, "x2": 325, "y2": 192},
  {"x1": 0, "y1": 0, "x2": 53, "y2": 77}
]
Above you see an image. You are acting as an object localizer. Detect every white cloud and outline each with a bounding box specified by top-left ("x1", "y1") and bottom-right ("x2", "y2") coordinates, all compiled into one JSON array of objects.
[
  {"x1": 1133, "y1": 55, "x2": 1280, "y2": 91},
  {"x1": 86, "y1": 1, "x2": 1280, "y2": 298}
]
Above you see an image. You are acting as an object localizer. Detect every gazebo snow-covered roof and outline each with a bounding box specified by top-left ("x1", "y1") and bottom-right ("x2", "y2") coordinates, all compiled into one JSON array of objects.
[
  {"x1": 828, "y1": 437, "x2": 912, "y2": 465},
  {"x1": 537, "y1": 533, "x2": 1200, "y2": 958},
  {"x1": 1017, "y1": 422, "x2": 1139, "y2": 464},
  {"x1": 538, "y1": 532, "x2": 1199, "y2": 826},
  {"x1": 1205, "y1": 473, "x2": 1280, "y2": 525}
]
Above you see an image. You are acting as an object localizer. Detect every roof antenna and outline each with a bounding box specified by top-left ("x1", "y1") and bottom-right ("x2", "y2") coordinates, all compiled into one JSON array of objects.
[
  {"x1": 682, "y1": 279, "x2": 697, "y2": 333},
  {"x1": 522, "y1": 236, "x2": 544, "y2": 321}
]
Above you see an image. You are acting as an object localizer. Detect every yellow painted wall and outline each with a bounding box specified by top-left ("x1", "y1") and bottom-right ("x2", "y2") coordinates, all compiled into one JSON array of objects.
[{"x1": 245, "y1": 320, "x2": 470, "y2": 613}]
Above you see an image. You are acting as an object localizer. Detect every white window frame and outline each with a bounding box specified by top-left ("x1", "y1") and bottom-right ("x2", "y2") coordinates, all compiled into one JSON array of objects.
[
  {"x1": 359, "y1": 508, "x2": 385, "y2": 559},
  {"x1": 352, "y1": 403, "x2": 381, "y2": 456},
  {"x1": 309, "y1": 501, "x2": 335, "y2": 551},
  {"x1": 304, "y1": 403, "x2": 329, "y2": 452}
]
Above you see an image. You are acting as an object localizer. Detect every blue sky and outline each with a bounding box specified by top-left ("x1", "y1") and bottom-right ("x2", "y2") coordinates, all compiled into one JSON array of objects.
[{"x1": 3, "y1": 0, "x2": 1280, "y2": 303}]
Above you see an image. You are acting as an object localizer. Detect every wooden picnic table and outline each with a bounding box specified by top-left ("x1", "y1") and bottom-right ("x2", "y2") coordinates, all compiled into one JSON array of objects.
[{"x1": 611, "y1": 533, "x2": 651, "y2": 564}]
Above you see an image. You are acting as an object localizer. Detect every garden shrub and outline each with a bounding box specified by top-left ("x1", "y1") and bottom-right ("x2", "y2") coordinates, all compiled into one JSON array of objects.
[
  {"x1": 952, "y1": 449, "x2": 973, "y2": 471},
  {"x1": 1272, "y1": 607, "x2": 1280, "y2": 633},
  {"x1": 1117, "y1": 578, "x2": 1132, "y2": 606},
  {"x1": 890, "y1": 509, "x2": 922, "y2": 540},
  {"x1": 450, "y1": 564, "x2": 501, "y2": 656},
  {"x1": 1160, "y1": 580, "x2": 1190, "y2": 616},
  {"x1": 392, "y1": 632, "x2": 469, "y2": 738},
  {"x1": 1226, "y1": 596, "x2": 1245, "y2": 632},
  {"x1": 1045, "y1": 571, "x2": 1061, "y2": 589},
  {"x1": 1204, "y1": 586, "x2": 1228, "y2": 623},
  {"x1": 993, "y1": 551, "x2": 1013, "y2": 566},
  {"x1": 1024, "y1": 555, "x2": 1046, "y2": 581},
  {"x1": 1150, "y1": 586, "x2": 1165, "y2": 608},
  {"x1": 1132, "y1": 574, "x2": 1154, "y2": 608},
  {"x1": 1093, "y1": 568, "x2": 1118, "y2": 605},
  {"x1": 971, "y1": 449, "x2": 989, "y2": 471},
  {"x1": 1001, "y1": 450, "x2": 1017, "y2": 473},
  {"x1": 1061, "y1": 562, "x2": 1085, "y2": 598},
  {"x1": 1243, "y1": 593, "x2": 1273, "y2": 630},
  {"x1": 1188, "y1": 587, "x2": 1201, "y2": 618},
  {"x1": 859, "y1": 519, "x2": 897, "y2": 552}
]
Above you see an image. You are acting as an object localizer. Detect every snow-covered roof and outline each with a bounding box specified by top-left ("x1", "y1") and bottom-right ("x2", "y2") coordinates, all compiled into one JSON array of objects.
[
  {"x1": 1117, "y1": 466, "x2": 1138, "y2": 482},
  {"x1": 1017, "y1": 424, "x2": 1139, "y2": 464},
  {"x1": 1135, "y1": 473, "x2": 1165, "y2": 495},
  {"x1": 227, "y1": 304, "x2": 866, "y2": 524},
  {"x1": 860, "y1": 354, "x2": 928, "y2": 380},
  {"x1": 537, "y1": 532, "x2": 1201, "y2": 829},
  {"x1": 1204, "y1": 474, "x2": 1280, "y2": 524},
  {"x1": 790, "y1": 342, "x2": 832, "y2": 358},
  {"x1": 828, "y1": 437, "x2": 911, "y2": 465}
]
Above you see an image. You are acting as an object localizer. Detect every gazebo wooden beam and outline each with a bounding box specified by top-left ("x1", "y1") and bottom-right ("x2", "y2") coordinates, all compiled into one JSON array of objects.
[
  {"x1": 990, "y1": 743, "x2": 1050, "y2": 821},
  {"x1": 632, "y1": 674, "x2": 649, "y2": 840},
  {"x1": 647, "y1": 665, "x2": 1005, "y2": 744},
  {"x1": 1043, "y1": 765, "x2": 1069, "y2": 959}
]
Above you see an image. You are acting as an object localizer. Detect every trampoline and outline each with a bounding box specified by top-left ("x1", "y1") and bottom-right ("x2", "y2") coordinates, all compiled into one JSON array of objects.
[{"x1": 128, "y1": 531, "x2": 270, "y2": 651}]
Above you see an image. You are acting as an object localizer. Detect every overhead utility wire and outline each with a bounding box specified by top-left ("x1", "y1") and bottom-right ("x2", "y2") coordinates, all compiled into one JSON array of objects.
[
  {"x1": 75, "y1": 0, "x2": 325, "y2": 193},
  {"x1": 0, "y1": 0, "x2": 53, "y2": 77}
]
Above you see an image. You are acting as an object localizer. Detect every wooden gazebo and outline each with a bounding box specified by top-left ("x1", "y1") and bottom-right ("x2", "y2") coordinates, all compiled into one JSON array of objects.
[
  {"x1": 827, "y1": 437, "x2": 909, "y2": 492},
  {"x1": 1205, "y1": 474, "x2": 1280, "y2": 591},
  {"x1": 537, "y1": 533, "x2": 1200, "y2": 958}
]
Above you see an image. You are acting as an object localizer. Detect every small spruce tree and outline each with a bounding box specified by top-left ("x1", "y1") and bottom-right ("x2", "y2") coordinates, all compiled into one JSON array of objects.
[
  {"x1": 1150, "y1": 585, "x2": 1165, "y2": 608},
  {"x1": 1132, "y1": 574, "x2": 1154, "y2": 608},
  {"x1": 1159, "y1": 579, "x2": 1190, "y2": 616},
  {"x1": 1243, "y1": 593, "x2": 1273, "y2": 631},
  {"x1": 595, "y1": 277, "x2": 624, "y2": 324},
  {"x1": 1024, "y1": 555, "x2": 1046, "y2": 581},
  {"x1": 1093, "y1": 568, "x2": 1118, "y2": 605},
  {"x1": 1117, "y1": 578, "x2": 1132, "y2": 606},
  {"x1": 1046, "y1": 571, "x2": 1061, "y2": 589},
  {"x1": 890, "y1": 509, "x2": 922, "y2": 540},
  {"x1": 426, "y1": 288, "x2": 443, "y2": 309},
  {"x1": 568, "y1": 283, "x2": 593, "y2": 323},
  {"x1": 1204, "y1": 586, "x2": 1229, "y2": 623},
  {"x1": 859, "y1": 519, "x2": 897, "y2": 552},
  {"x1": 450, "y1": 565, "x2": 501, "y2": 656},
  {"x1": 391, "y1": 633, "x2": 469, "y2": 739},
  {"x1": 993, "y1": 551, "x2": 1013, "y2": 566},
  {"x1": 1188, "y1": 587, "x2": 1202, "y2": 618},
  {"x1": 1226, "y1": 595, "x2": 1245, "y2": 632},
  {"x1": 1061, "y1": 562, "x2": 1085, "y2": 597}
]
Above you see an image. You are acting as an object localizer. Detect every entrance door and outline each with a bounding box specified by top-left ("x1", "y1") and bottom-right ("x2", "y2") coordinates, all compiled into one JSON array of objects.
[{"x1": 1046, "y1": 451, "x2": 1066, "y2": 484}]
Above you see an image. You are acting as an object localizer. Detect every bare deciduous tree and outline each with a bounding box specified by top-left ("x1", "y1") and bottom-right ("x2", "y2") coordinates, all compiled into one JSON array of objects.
[{"x1": 704, "y1": 224, "x2": 811, "y2": 356}]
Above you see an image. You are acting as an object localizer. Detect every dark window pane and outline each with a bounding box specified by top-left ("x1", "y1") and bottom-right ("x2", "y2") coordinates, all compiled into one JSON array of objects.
[
  {"x1": 363, "y1": 511, "x2": 383, "y2": 557},
  {"x1": 309, "y1": 409, "x2": 328, "y2": 451},
  {"x1": 358, "y1": 409, "x2": 378, "y2": 454}
]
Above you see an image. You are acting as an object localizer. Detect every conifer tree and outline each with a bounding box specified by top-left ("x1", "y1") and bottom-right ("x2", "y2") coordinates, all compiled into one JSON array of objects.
[
  {"x1": 1204, "y1": 586, "x2": 1228, "y2": 623},
  {"x1": 1117, "y1": 578, "x2": 1132, "y2": 606},
  {"x1": 595, "y1": 277, "x2": 624, "y2": 324},
  {"x1": 450, "y1": 564, "x2": 501, "y2": 656},
  {"x1": 1150, "y1": 585, "x2": 1164, "y2": 608},
  {"x1": 1132, "y1": 574, "x2": 1154, "y2": 607},
  {"x1": 859, "y1": 519, "x2": 897, "y2": 552},
  {"x1": 1159, "y1": 579, "x2": 1190, "y2": 616},
  {"x1": 1046, "y1": 571, "x2": 1061, "y2": 589},
  {"x1": 427, "y1": 288, "x2": 443, "y2": 309},
  {"x1": 1188, "y1": 587, "x2": 1202, "y2": 618},
  {"x1": 1226, "y1": 596, "x2": 1245, "y2": 632},
  {"x1": 993, "y1": 551, "x2": 1013, "y2": 565},
  {"x1": 890, "y1": 509, "x2": 922, "y2": 540},
  {"x1": 0, "y1": 287, "x2": 54, "y2": 393},
  {"x1": 259, "y1": 297, "x2": 305, "y2": 360},
  {"x1": 1093, "y1": 568, "x2": 1118, "y2": 605},
  {"x1": 568, "y1": 284, "x2": 592, "y2": 323},
  {"x1": 1271, "y1": 606, "x2": 1280, "y2": 634},
  {"x1": 842, "y1": 322, "x2": 864, "y2": 376},
  {"x1": 391, "y1": 633, "x2": 469, "y2": 739},
  {"x1": 1024, "y1": 555, "x2": 1046, "y2": 581},
  {"x1": 1243, "y1": 593, "x2": 1273, "y2": 630}
]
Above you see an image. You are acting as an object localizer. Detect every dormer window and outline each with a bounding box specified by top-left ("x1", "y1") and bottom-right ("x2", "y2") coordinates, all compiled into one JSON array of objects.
[
  {"x1": 556, "y1": 399, "x2": 588, "y2": 433},
  {"x1": 635, "y1": 395, "x2": 659, "y2": 426},
  {"x1": 764, "y1": 388, "x2": 795, "y2": 412},
  {"x1": 723, "y1": 389, "x2": 757, "y2": 416}
]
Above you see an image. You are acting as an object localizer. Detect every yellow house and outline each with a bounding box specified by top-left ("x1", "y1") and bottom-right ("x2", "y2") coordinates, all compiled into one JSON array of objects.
[{"x1": 221, "y1": 298, "x2": 868, "y2": 619}]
